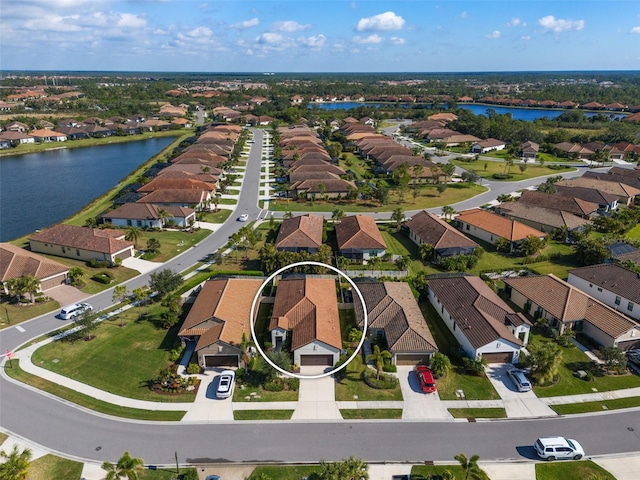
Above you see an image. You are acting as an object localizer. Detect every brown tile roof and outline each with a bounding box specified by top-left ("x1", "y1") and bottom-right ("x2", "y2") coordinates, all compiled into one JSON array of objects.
[
  {"x1": 496, "y1": 202, "x2": 590, "y2": 231},
  {"x1": 335, "y1": 215, "x2": 387, "y2": 251},
  {"x1": 269, "y1": 277, "x2": 342, "y2": 350},
  {"x1": 428, "y1": 276, "x2": 527, "y2": 349},
  {"x1": 137, "y1": 178, "x2": 216, "y2": 193},
  {"x1": 355, "y1": 281, "x2": 438, "y2": 353},
  {"x1": 518, "y1": 190, "x2": 599, "y2": 217},
  {"x1": 288, "y1": 164, "x2": 346, "y2": 176},
  {"x1": 136, "y1": 189, "x2": 208, "y2": 204},
  {"x1": 275, "y1": 214, "x2": 324, "y2": 250},
  {"x1": 179, "y1": 277, "x2": 264, "y2": 350},
  {"x1": 0, "y1": 243, "x2": 68, "y2": 282},
  {"x1": 29, "y1": 225, "x2": 133, "y2": 254},
  {"x1": 568, "y1": 264, "x2": 640, "y2": 303},
  {"x1": 556, "y1": 177, "x2": 640, "y2": 200},
  {"x1": 290, "y1": 178, "x2": 356, "y2": 194},
  {"x1": 100, "y1": 203, "x2": 195, "y2": 221},
  {"x1": 405, "y1": 211, "x2": 478, "y2": 251},
  {"x1": 504, "y1": 274, "x2": 639, "y2": 339},
  {"x1": 456, "y1": 209, "x2": 545, "y2": 241},
  {"x1": 554, "y1": 185, "x2": 620, "y2": 206}
]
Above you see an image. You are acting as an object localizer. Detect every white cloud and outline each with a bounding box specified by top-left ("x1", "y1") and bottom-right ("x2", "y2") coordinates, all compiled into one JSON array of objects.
[
  {"x1": 299, "y1": 34, "x2": 326, "y2": 48},
  {"x1": 390, "y1": 36, "x2": 406, "y2": 45},
  {"x1": 459, "y1": 11, "x2": 467, "y2": 19},
  {"x1": 116, "y1": 13, "x2": 147, "y2": 28},
  {"x1": 353, "y1": 34, "x2": 383, "y2": 44},
  {"x1": 486, "y1": 30, "x2": 501, "y2": 39},
  {"x1": 521, "y1": 35, "x2": 531, "y2": 41},
  {"x1": 538, "y1": 15, "x2": 585, "y2": 33},
  {"x1": 356, "y1": 11, "x2": 405, "y2": 32},
  {"x1": 23, "y1": 14, "x2": 82, "y2": 31},
  {"x1": 256, "y1": 32, "x2": 284, "y2": 44},
  {"x1": 183, "y1": 26, "x2": 213, "y2": 38},
  {"x1": 630, "y1": 26, "x2": 640, "y2": 34},
  {"x1": 507, "y1": 18, "x2": 526, "y2": 27},
  {"x1": 230, "y1": 18, "x2": 259, "y2": 29},
  {"x1": 271, "y1": 20, "x2": 310, "y2": 32}
]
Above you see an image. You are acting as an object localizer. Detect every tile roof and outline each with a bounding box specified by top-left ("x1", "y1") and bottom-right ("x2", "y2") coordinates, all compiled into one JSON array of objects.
[
  {"x1": 568, "y1": 264, "x2": 640, "y2": 303},
  {"x1": 518, "y1": 190, "x2": 599, "y2": 216},
  {"x1": 497, "y1": 202, "x2": 590, "y2": 231},
  {"x1": 136, "y1": 189, "x2": 208, "y2": 204},
  {"x1": 29, "y1": 225, "x2": 133, "y2": 254},
  {"x1": 504, "y1": 274, "x2": 639, "y2": 339},
  {"x1": 456, "y1": 208, "x2": 545, "y2": 241},
  {"x1": 137, "y1": 178, "x2": 216, "y2": 193},
  {"x1": 554, "y1": 185, "x2": 620, "y2": 206},
  {"x1": 0, "y1": 243, "x2": 69, "y2": 282},
  {"x1": 556, "y1": 177, "x2": 640, "y2": 199},
  {"x1": 275, "y1": 214, "x2": 324, "y2": 250},
  {"x1": 290, "y1": 178, "x2": 356, "y2": 194},
  {"x1": 100, "y1": 203, "x2": 195, "y2": 221},
  {"x1": 354, "y1": 281, "x2": 438, "y2": 353},
  {"x1": 428, "y1": 276, "x2": 527, "y2": 349},
  {"x1": 335, "y1": 215, "x2": 387, "y2": 251},
  {"x1": 269, "y1": 277, "x2": 342, "y2": 350},
  {"x1": 404, "y1": 211, "x2": 478, "y2": 251}
]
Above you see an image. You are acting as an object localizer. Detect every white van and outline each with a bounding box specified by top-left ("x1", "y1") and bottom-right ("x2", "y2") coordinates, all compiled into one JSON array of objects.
[
  {"x1": 60, "y1": 303, "x2": 92, "y2": 320},
  {"x1": 534, "y1": 437, "x2": 585, "y2": 461},
  {"x1": 507, "y1": 369, "x2": 532, "y2": 392}
]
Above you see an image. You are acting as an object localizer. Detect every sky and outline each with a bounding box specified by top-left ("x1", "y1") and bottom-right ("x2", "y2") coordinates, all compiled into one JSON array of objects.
[{"x1": 1, "y1": 0, "x2": 639, "y2": 73}]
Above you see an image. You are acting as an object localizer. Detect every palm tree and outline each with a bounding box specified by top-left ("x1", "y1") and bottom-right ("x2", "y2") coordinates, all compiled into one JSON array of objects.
[
  {"x1": 21, "y1": 275, "x2": 40, "y2": 303},
  {"x1": 336, "y1": 256, "x2": 350, "y2": 272},
  {"x1": 367, "y1": 255, "x2": 382, "y2": 272},
  {"x1": 68, "y1": 266, "x2": 85, "y2": 286},
  {"x1": 366, "y1": 344, "x2": 392, "y2": 380},
  {"x1": 239, "y1": 331, "x2": 255, "y2": 368},
  {"x1": 124, "y1": 226, "x2": 142, "y2": 248},
  {"x1": 332, "y1": 208, "x2": 345, "y2": 224},
  {"x1": 442, "y1": 205, "x2": 457, "y2": 220},
  {"x1": 440, "y1": 162, "x2": 456, "y2": 183},
  {"x1": 156, "y1": 208, "x2": 173, "y2": 230},
  {"x1": 101, "y1": 451, "x2": 144, "y2": 480},
  {"x1": 0, "y1": 445, "x2": 32, "y2": 480},
  {"x1": 342, "y1": 456, "x2": 369, "y2": 480},
  {"x1": 318, "y1": 460, "x2": 346, "y2": 480},
  {"x1": 454, "y1": 453, "x2": 487, "y2": 480}
]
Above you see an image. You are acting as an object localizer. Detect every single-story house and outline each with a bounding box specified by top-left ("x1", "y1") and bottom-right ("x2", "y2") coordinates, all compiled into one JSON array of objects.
[
  {"x1": 495, "y1": 202, "x2": 590, "y2": 236},
  {"x1": 335, "y1": 215, "x2": 387, "y2": 262},
  {"x1": 555, "y1": 177, "x2": 640, "y2": 206},
  {"x1": 29, "y1": 225, "x2": 134, "y2": 264},
  {"x1": 470, "y1": 138, "x2": 506, "y2": 154},
  {"x1": 404, "y1": 211, "x2": 479, "y2": 261},
  {"x1": 289, "y1": 178, "x2": 356, "y2": 200},
  {"x1": 178, "y1": 277, "x2": 264, "y2": 368},
  {"x1": 275, "y1": 214, "x2": 324, "y2": 253},
  {"x1": 354, "y1": 280, "x2": 438, "y2": 365},
  {"x1": 517, "y1": 190, "x2": 599, "y2": 218},
  {"x1": 100, "y1": 203, "x2": 196, "y2": 229},
  {"x1": 269, "y1": 276, "x2": 342, "y2": 367},
  {"x1": 504, "y1": 274, "x2": 640, "y2": 350},
  {"x1": 428, "y1": 275, "x2": 530, "y2": 363},
  {"x1": 521, "y1": 141, "x2": 540, "y2": 161},
  {"x1": 455, "y1": 208, "x2": 546, "y2": 252},
  {"x1": 0, "y1": 131, "x2": 36, "y2": 145},
  {"x1": 567, "y1": 264, "x2": 640, "y2": 321},
  {"x1": 136, "y1": 189, "x2": 212, "y2": 210},
  {"x1": 28, "y1": 129, "x2": 67, "y2": 142},
  {"x1": 554, "y1": 185, "x2": 619, "y2": 212},
  {"x1": 0, "y1": 242, "x2": 69, "y2": 292}
]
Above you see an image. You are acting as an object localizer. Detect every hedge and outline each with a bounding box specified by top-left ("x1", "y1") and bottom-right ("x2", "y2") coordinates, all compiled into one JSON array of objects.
[{"x1": 362, "y1": 369, "x2": 399, "y2": 389}]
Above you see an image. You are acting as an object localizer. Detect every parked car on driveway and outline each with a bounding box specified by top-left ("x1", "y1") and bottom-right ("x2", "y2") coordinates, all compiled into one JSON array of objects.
[
  {"x1": 415, "y1": 365, "x2": 437, "y2": 393},
  {"x1": 216, "y1": 370, "x2": 236, "y2": 399},
  {"x1": 507, "y1": 368, "x2": 532, "y2": 392},
  {"x1": 534, "y1": 437, "x2": 585, "y2": 461}
]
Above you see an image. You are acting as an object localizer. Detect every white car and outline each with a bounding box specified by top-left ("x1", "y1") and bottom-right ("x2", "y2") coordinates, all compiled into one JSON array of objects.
[
  {"x1": 216, "y1": 370, "x2": 236, "y2": 399},
  {"x1": 60, "y1": 302, "x2": 93, "y2": 320},
  {"x1": 237, "y1": 214, "x2": 249, "y2": 222},
  {"x1": 507, "y1": 369, "x2": 532, "y2": 392},
  {"x1": 534, "y1": 437, "x2": 585, "y2": 461}
]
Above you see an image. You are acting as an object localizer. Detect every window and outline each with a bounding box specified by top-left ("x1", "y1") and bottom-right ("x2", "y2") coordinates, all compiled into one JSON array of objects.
[
  {"x1": 62, "y1": 247, "x2": 66, "y2": 253},
  {"x1": 628, "y1": 302, "x2": 635, "y2": 312},
  {"x1": 597, "y1": 287, "x2": 603, "y2": 292},
  {"x1": 615, "y1": 296, "x2": 621, "y2": 306},
  {"x1": 453, "y1": 321, "x2": 456, "y2": 331},
  {"x1": 466, "y1": 224, "x2": 470, "y2": 231},
  {"x1": 589, "y1": 283, "x2": 593, "y2": 288},
  {"x1": 137, "y1": 220, "x2": 143, "y2": 227},
  {"x1": 76, "y1": 249, "x2": 80, "y2": 256},
  {"x1": 126, "y1": 220, "x2": 132, "y2": 226}
]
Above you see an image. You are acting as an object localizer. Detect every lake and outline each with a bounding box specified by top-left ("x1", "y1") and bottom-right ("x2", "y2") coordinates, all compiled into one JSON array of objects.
[
  {"x1": 311, "y1": 102, "x2": 625, "y2": 121},
  {"x1": 0, "y1": 137, "x2": 175, "y2": 241}
]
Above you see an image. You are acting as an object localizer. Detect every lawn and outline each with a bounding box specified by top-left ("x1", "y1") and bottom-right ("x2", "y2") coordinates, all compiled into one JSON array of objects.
[
  {"x1": 0, "y1": 432, "x2": 7, "y2": 444},
  {"x1": 233, "y1": 409, "x2": 294, "y2": 420},
  {"x1": 135, "y1": 228, "x2": 211, "y2": 263},
  {"x1": 26, "y1": 454, "x2": 83, "y2": 480},
  {"x1": 551, "y1": 396, "x2": 640, "y2": 415},
  {"x1": 627, "y1": 223, "x2": 640, "y2": 241},
  {"x1": 340, "y1": 408, "x2": 403, "y2": 419},
  {"x1": 411, "y1": 465, "x2": 476, "y2": 480},
  {"x1": 247, "y1": 466, "x2": 319, "y2": 480},
  {"x1": 447, "y1": 407, "x2": 507, "y2": 419},
  {"x1": 530, "y1": 333, "x2": 640, "y2": 398},
  {"x1": 0, "y1": 300, "x2": 60, "y2": 329},
  {"x1": 232, "y1": 383, "x2": 299, "y2": 403},
  {"x1": 269, "y1": 183, "x2": 487, "y2": 213},
  {"x1": 450, "y1": 158, "x2": 577, "y2": 182},
  {"x1": 335, "y1": 354, "x2": 403, "y2": 401},
  {"x1": 200, "y1": 209, "x2": 233, "y2": 223},
  {"x1": 30, "y1": 306, "x2": 196, "y2": 402},
  {"x1": 535, "y1": 460, "x2": 615, "y2": 480}
]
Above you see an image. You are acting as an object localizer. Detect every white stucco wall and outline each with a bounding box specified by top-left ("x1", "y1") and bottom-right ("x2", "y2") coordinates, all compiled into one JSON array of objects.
[
  {"x1": 294, "y1": 340, "x2": 340, "y2": 366},
  {"x1": 567, "y1": 273, "x2": 640, "y2": 321}
]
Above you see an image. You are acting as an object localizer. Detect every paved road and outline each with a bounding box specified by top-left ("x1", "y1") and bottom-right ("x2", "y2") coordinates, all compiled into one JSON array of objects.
[{"x1": 1, "y1": 125, "x2": 637, "y2": 465}]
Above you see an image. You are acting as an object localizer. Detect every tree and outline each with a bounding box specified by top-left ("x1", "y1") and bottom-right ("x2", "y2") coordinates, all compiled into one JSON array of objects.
[
  {"x1": 518, "y1": 235, "x2": 545, "y2": 257},
  {"x1": 574, "y1": 237, "x2": 608, "y2": 266},
  {"x1": 318, "y1": 182, "x2": 326, "y2": 201},
  {"x1": 332, "y1": 208, "x2": 345, "y2": 224},
  {"x1": 442, "y1": 205, "x2": 457, "y2": 220},
  {"x1": 599, "y1": 347, "x2": 627, "y2": 374},
  {"x1": 393, "y1": 164, "x2": 411, "y2": 201},
  {"x1": 318, "y1": 460, "x2": 345, "y2": 480},
  {"x1": 239, "y1": 331, "x2": 255, "y2": 369},
  {"x1": 337, "y1": 256, "x2": 350, "y2": 272},
  {"x1": 68, "y1": 266, "x2": 85, "y2": 286},
  {"x1": 366, "y1": 344, "x2": 392, "y2": 380},
  {"x1": 84, "y1": 217, "x2": 97, "y2": 228},
  {"x1": 124, "y1": 226, "x2": 142, "y2": 248},
  {"x1": 440, "y1": 163, "x2": 456, "y2": 183},
  {"x1": 146, "y1": 237, "x2": 161, "y2": 254},
  {"x1": 437, "y1": 183, "x2": 448, "y2": 196},
  {"x1": 496, "y1": 194, "x2": 514, "y2": 204},
  {"x1": 21, "y1": 275, "x2": 40, "y2": 303},
  {"x1": 529, "y1": 341, "x2": 563, "y2": 386},
  {"x1": 454, "y1": 453, "x2": 487, "y2": 480},
  {"x1": 112, "y1": 284, "x2": 129, "y2": 326},
  {"x1": 391, "y1": 208, "x2": 404, "y2": 228},
  {"x1": 419, "y1": 243, "x2": 434, "y2": 262},
  {"x1": 429, "y1": 352, "x2": 452, "y2": 378},
  {"x1": 395, "y1": 255, "x2": 410, "y2": 271},
  {"x1": 70, "y1": 309, "x2": 99, "y2": 341},
  {"x1": 367, "y1": 255, "x2": 382, "y2": 272},
  {"x1": 494, "y1": 237, "x2": 511, "y2": 253},
  {"x1": 0, "y1": 445, "x2": 32, "y2": 480},
  {"x1": 412, "y1": 163, "x2": 424, "y2": 184},
  {"x1": 131, "y1": 286, "x2": 148, "y2": 320},
  {"x1": 259, "y1": 242, "x2": 278, "y2": 275},
  {"x1": 101, "y1": 451, "x2": 145, "y2": 480},
  {"x1": 342, "y1": 456, "x2": 369, "y2": 480},
  {"x1": 148, "y1": 269, "x2": 182, "y2": 297}
]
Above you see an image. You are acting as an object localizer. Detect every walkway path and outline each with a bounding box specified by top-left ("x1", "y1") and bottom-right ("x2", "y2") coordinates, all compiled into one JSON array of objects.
[{"x1": 291, "y1": 366, "x2": 342, "y2": 420}]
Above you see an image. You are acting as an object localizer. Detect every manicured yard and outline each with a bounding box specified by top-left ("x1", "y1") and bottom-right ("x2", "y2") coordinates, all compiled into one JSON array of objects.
[
  {"x1": 30, "y1": 307, "x2": 196, "y2": 402},
  {"x1": 411, "y1": 464, "x2": 477, "y2": 480},
  {"x1": 0, "y1": 432, "x2": 8, "y2": 444},
  {"x1": 627, "y1": 223, "x2": 640, "y2": 241},
  {"x1": 0, "y1": 300, "x2": 60, "y2": 329},
  {"x1": 135, "y1": 228, "x2": 211, "y2": 262},
  {"x1": 551, "y1": 396, "x2": 640, "y2": 415},
  {"x1": 450, "y1": 158, "x2": 577, "y2": 181},
  {"x1": 232, "y1": 383, "x2": 299, "y2": 403},
  {"x1": 448, "y1": 407, "x2": 507, "y2": 418},
  {"x1": 26, "y1": 454, "x2": 83, "y2": 480},
  {"x1": 335, "y1": 354, "x2": 403, "y2": 401},
  {"x1": 233, "y1": 409, "x2": 294, "y2": 420},
  {"x1": 535, "y1": 460, "x2": 615, "y2": 480},
  {"x1": 340, "y1": 408, "x2": 403, "y2": 419},
  {"x1": 247, "y1": 465, "x2": 319, "y2": 480},
  {"x1": 200, "y1": 209, "x2": 233, "y2": 223}
]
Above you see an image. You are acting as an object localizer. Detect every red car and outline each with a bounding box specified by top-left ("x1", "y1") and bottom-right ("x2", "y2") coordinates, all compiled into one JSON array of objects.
[{"x1": 416, "y1": 366, "x2": 437, "y2": 393}]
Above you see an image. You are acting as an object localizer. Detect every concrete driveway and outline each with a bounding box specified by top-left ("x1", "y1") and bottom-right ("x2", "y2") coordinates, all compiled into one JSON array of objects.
[
  {"x1": 181, "y1": 369, "x2": 234, "y2": 422},
  {"x1": 45, "y1": 284, "x2": 88, "y2": 309},
  {"x1": 291, "y1": 366, "x2": 342, "y2": 420},
  {"x1": 485, "y1": 364, "x2": 556, "y2": 418},
  {"x1": 396, "y1": 366, "x2": 452, "y2": 420}
]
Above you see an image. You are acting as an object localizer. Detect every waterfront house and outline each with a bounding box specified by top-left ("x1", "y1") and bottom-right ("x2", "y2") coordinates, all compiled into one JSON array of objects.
[
  {"x1": 0, "y1": 243, "x2": 69, "y2": 292},
  {"x1": 100, "y1": 203, "x2": 196, "y2": 229}
]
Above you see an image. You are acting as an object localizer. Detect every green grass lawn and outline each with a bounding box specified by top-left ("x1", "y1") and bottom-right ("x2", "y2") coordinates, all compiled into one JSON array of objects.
[
  {"x1": 135, "y1": 228, "x2": 211, "y2": 263},
  {"x1": 551, "y1": 396, "x2": 640, "y2": 415},
  {"x1": 448, "y1": 407, "x2": 507, "y2": 419},
  {"x1": 535, "y1": 460, "x2": 615, "y2": 480},
  {"x1": 30, "y1": 307, "x2": 196, "y2": 402},
  {"x1": 0, "y1": 432, "x2": 8, "y2": 444},
  {"x1": 627, "y1": 223, "x2": 640, "y2": 241},
  {"x1": 233, "y1": 409, "x2": 294, "y2": 420},
  {"x1": 232, "y1": 383, "x2": 299, "y2": 402},
  {"x1": 335, "y1": 354, "x2": 403, "y2": 401},
  {"x1": 26, "y1": 454, "x2": 84, "y2": 480},
  {"x1": 200, "y1": 209, "x2": 233, "y2": 223},
  {"x1": 411, "y1": 465, "x2": 476, "y2": 480},
  {"x1": 0, "y1": 300, "x2": 60, "y2": 329},
  {"x1": 530, "y1": 333, "x2": 640, "y2": 398},
  {"x1": 340, "y1": 408, "x2": 403, "y2": 419},
  {"x1": 247, "y1": 465, "x2": 319, "y2": 480},
  {"x1": 450, "y1": 158, "x2": 577, "y2": 182}
]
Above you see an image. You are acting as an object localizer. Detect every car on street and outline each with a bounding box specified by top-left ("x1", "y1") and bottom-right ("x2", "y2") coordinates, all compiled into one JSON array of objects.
[
  {"x1": 507, "y1": 368, "x2": 532, "y2": 392},
  {"x1": 59, "y1": 302, "x2": 93, "y2": 320},
  {"x1": 216, "y1": 370, "x2": 236, "y2": 399},
  {"x1": 415, "y1": 365, "x2": 437, "y2": 393},
  {"x1": 534, "y1": 436, "x2": 585, "y2": 461},
  {"x1": 237, "y1": 213, "x2": 249, "y2": 221}
]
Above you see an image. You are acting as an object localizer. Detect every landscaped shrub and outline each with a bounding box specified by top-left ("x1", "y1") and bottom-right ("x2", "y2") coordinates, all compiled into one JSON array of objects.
[
  {"x1": 288, "y1": 378, "x2": 300, "y2": 391},
  {"x1": 263, "y1": 379, "x2": 285, "y2": 391},
  {"x1": 186, "y1": 363, "x2": 201, "y2": 375},
  {"x1": 179, "y1": 469, "x2": 199, "y2": 480},
  {"x1": 235, "y1": 367, "x2": 246, "y2": 381},
  {"x1": 492, "y1": 173, "x2": 513, "y2": 180},
  {"x1": 383, "y1": 364, "x2": 397, "y2": 373},
  {"x1": 462, "y1": 357, "x2": 487, "y2": 376},
  {"x1": 91, "y1": 272, "x2": 113, "y2": 284},
  {"x1": 362, "y1": 369, "x2": 399, "y2": 389},
  {"x1": 88, "y1": 258, "x2": 111, "y2": 268},
  {"x1": 168, "y1": 346, "x2": 183, "y2": 362}
]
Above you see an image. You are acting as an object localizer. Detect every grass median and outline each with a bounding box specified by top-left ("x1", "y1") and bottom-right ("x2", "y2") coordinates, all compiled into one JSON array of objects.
[{"x1": 551, "y1": 396, "x2": 640, "y2": 415}]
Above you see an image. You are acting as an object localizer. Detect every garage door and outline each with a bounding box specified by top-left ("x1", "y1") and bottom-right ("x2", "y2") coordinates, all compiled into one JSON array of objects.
[
  {"x1": 300, "y1": 354, "x2": 333, "y2": 366},
  {"x1": 617, "y1": 339, "x2": 640, "y2": 351},
  {"x1": 204, "y1": 355, "x2": 239, "y2": 367},
  {"x1": 395, "y1": 354, "x2": 430, "y2": 366},
  {"x1": 481, "y1": 352, "x2": 513, "y2": 363}
]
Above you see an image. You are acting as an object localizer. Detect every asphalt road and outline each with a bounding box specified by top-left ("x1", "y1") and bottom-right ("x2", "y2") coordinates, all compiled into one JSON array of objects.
[{"x1": 1, "y1": 125, "x2": 636, "y2": 465}]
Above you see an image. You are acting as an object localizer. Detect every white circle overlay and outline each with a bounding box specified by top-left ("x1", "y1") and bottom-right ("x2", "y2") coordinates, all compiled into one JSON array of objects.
[{"x1": 249, "y1": 261, "x2": 368, "y2": 380}]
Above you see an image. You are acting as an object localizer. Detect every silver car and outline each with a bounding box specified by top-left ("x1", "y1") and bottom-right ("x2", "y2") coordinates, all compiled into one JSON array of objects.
[
  {"x1": 507, "y1": 369, "x2": 532, "y2": 392},
  {"x1": 216, "y1": 370, "x2": 236, "y2": 399}
]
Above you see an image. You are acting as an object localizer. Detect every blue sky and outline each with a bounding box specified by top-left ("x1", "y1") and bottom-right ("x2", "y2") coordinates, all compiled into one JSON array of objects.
[{"x1": 1, "y1": 1, "x2": 639, "y2": 72}]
